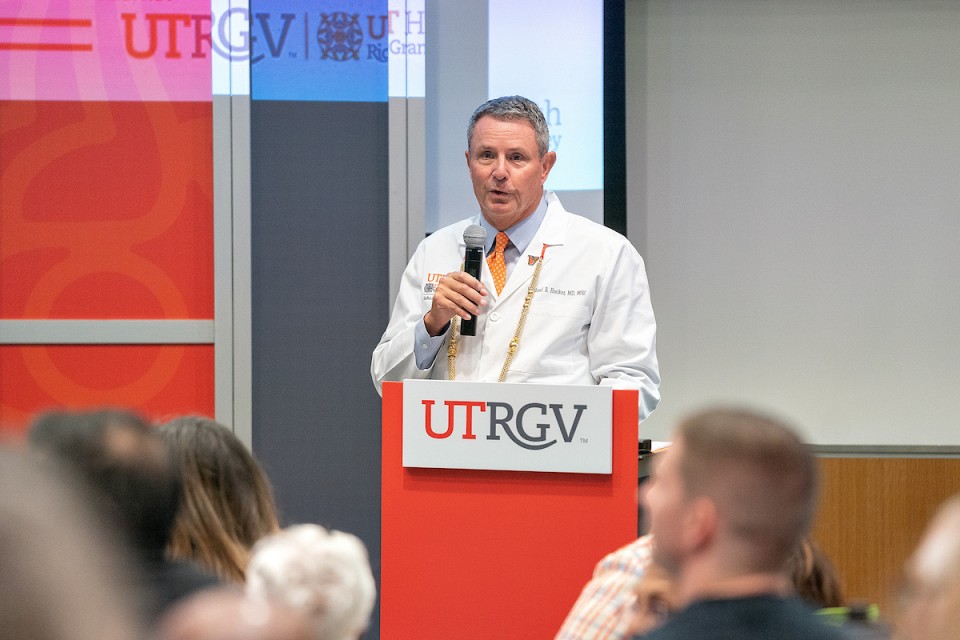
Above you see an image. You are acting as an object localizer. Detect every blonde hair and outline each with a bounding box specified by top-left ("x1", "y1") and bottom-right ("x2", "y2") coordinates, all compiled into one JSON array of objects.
[{"x1": 160, "y1": 416, "x2": 280, "y2": 583}]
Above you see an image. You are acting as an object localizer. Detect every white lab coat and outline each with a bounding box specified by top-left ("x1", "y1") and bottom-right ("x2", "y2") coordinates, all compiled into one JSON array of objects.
[{"x1": 371, "y1": 191, "x2": 660, "y2": 420}]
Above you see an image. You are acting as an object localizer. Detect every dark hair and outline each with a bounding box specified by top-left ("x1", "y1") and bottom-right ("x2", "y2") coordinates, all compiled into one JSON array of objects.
[
  {"x1": 787, "y1": 538, "x2": 846, "y2": 608},
  {"x1": 467, "y1": 95, "x2": 550, "y2": 157},
  {"x1": 28, "y1": 408, "x2": 180, "y2": 556},
  {"x1": 159, "y1": 416, "x2": 280, "y2": 583}
]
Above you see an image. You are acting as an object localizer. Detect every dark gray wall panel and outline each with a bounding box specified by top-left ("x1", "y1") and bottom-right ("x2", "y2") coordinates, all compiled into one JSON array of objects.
[{"x1": 250, "y1": 100, "x2": 387, "y2": 638}]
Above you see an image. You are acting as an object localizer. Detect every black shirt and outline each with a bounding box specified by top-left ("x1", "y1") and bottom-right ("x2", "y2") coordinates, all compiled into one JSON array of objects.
[{"x1": 636, "y1": 595, "x2": 847, "y2": 640}]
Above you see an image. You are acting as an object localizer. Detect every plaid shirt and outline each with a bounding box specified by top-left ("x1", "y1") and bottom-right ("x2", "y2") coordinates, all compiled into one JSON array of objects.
[{"x1": 555, "y1": 535, "x2": 654, "y2": 640}]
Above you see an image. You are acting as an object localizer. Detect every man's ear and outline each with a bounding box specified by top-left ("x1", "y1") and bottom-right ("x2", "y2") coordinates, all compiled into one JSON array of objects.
[
  {"x1": 683, "y1": 496, "x2": 717, "y2": 552},
  {"x1": 540, "y1": 151, "x2": 557, "y2": 183}
]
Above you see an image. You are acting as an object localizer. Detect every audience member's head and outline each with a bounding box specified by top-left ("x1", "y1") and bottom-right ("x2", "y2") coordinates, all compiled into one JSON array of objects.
[
  {"x1": 28, "y1": 408, "x2": 181, "y2": 557},
  {"x1": 159, "y1": 415, "x2": 280, "y2": 583},
  {"x1": 27, "y1": 408, "x2": 222, "y2": 625},
  {"x1": 643, "y1": 407, "x2": 818, "y2": 599},
  {"x1": 246, "y1": 524, "x2": 377, "y2": 640},
  {"x1": 896, "y1": 494, "x2": 960, "y2": 640},
  {"x1": 787, "y1": 537, "x2": 846, "y2": 609},
  {"x1": 0, "y1": 448, "x2": 143, "y2": 640},
  {"x1": 155, "y1": 588, "x2": 313, "y2": 640}
]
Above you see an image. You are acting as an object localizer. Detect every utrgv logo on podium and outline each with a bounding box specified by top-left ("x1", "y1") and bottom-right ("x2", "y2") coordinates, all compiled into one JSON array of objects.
[
  {"x1": 422, "y1": 400, "x2": 586, "y2": 450},
  {"x1": 403, "y1": 380, "x2": 613, "y2": 474}
]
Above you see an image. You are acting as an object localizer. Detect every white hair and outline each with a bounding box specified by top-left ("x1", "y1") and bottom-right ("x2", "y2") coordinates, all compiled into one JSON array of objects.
[{"x1": 245, "y1": 525, "x2": 376, "y2": 640}]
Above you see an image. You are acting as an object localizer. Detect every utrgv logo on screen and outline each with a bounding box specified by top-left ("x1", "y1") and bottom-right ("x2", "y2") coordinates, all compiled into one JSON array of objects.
[{"x1": 422, "y1": 400, "x2": 587, "y2": 451}]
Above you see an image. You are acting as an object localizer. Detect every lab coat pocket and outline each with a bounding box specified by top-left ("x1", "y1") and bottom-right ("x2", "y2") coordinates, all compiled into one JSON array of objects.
[{"x1": 510, "y1": 301, "x2": 591, "y2": 375}]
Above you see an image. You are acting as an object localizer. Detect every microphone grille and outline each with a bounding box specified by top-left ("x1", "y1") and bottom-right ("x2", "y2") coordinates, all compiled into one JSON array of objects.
[{"x1": 463, "y1": 225, "x2": 486, "y2": 249}]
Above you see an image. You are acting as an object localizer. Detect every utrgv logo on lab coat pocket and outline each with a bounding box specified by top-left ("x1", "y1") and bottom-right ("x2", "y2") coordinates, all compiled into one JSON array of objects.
[{"x1": 422, "y1": 273, "x2": 443, "y2": 299}]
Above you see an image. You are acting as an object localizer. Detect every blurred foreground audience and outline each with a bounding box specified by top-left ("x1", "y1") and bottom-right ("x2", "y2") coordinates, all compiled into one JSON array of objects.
[
  {"x1": 0, "y1": 449, "x2": 143, "y2": 640},
  {"x1": 895, "y1": 494, "x2": 960, "y2": 640},
  {"x1": 155, "y1": 588, "x2": 313, "y2": 640},
  {"x1": 555, "y1": 534, "x2": 656, "y2": 639},
  {"x1": 787, "y1": 538, "x2": 845, "y2": 609},
  {"x1": 246, "y1": 524, "x2": 377, "y2": 640},
  {"x1": 159, "y1": 416, "x2": 281, "y2": 583},
  {"x1": 788, "y1": 538, "x2": 890, "y2": 638},
  {"x1": 558, "y1": 533, "x2": 856, "y2": 639},
  {"x1": 625, "y1": 560, "x2": 680, "y2": 636},
  {"x1": 28, "y1": 409, "x2": 219, "y2": 623},
  {"x1": 635, "y1": 407, "x2": 844, "y2": 639}
]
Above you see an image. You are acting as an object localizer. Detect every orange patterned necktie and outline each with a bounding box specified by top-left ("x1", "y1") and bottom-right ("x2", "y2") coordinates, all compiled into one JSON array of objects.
[{"x1": 487, "y1": 231, "x2": 509, "y2": 295}]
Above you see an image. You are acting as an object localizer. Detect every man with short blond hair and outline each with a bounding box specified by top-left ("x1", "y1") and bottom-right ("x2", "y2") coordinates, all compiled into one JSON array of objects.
[{"x1": 636, "y1": 407, "x2": 842, "y2": 640}]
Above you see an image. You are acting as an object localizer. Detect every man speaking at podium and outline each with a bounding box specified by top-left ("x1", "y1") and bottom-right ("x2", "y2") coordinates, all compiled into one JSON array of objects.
[{"x1": 371, "y1": 96, "x2": 660, "y2": 421}]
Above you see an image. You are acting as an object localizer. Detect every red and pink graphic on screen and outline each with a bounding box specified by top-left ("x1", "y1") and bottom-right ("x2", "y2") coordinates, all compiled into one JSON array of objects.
[
  {"x1": 1, "y1": 0, "x2": 215, "y2": 102},
  {"x1": 0, "y1": 1, "x2": 216, "y2": 431}
]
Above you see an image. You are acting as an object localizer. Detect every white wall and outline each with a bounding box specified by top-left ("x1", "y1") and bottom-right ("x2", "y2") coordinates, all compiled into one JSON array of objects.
[{"x1": 630, "y1": 0, "x2": 960, "y2": 447}]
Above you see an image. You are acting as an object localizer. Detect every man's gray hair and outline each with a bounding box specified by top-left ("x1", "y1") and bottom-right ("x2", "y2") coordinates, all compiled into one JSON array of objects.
[{"x1": 467, "y1": 95, "x2": 550, "y2": 157}]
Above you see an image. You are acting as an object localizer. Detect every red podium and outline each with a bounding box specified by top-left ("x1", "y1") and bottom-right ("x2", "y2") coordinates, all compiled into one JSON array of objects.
[{"x1": 381, "y1": 381, "x2": 640, "y2": 639}]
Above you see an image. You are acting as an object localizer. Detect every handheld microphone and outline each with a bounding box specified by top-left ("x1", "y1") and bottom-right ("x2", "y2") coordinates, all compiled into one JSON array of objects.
[{"x1": 460, "y1": 225, "x2": 486, "y2": 336}]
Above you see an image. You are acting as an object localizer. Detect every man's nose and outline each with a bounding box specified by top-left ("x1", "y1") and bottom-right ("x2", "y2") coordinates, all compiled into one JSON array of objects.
[{"x1": 491, "y1": 157, "x2": 508, "y2": 180}]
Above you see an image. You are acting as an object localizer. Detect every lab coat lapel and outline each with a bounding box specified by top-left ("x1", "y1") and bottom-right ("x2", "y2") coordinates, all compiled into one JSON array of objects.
[{"x1": 495, "y1": 193, "x2": 568, "y2": 302}]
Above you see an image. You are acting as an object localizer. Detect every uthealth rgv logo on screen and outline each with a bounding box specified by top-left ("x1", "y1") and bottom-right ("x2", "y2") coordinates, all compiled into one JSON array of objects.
[{"x1": 421, "y1": 400, "x2": 588, "y2": 451}]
